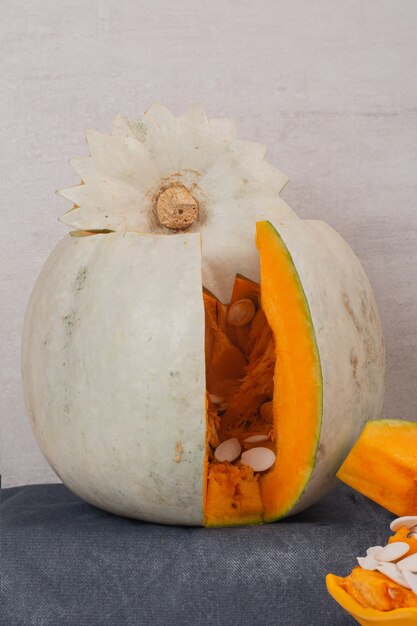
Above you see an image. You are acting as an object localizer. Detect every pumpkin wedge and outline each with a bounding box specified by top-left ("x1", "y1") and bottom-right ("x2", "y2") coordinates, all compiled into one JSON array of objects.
[
  {"x1": 22, "y1": 217, "x2": 385, "y2": 525},
  {"x1": 327, "y1": 574, "x2": 417, "y2": 626},
  {"x1": 337, "y1": 420, "x2": 417, "y2": 516}
]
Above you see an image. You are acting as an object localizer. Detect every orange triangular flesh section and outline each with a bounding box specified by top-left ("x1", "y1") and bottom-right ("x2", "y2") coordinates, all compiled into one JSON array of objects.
[{"x1": 337, "y1": 419, "x2": 417, "y2": 516}]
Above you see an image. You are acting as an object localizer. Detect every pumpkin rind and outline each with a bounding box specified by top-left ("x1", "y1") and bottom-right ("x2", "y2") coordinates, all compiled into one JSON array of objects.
[{"x1": 21, "y1": 231, "x2": 206, "y2": 525}]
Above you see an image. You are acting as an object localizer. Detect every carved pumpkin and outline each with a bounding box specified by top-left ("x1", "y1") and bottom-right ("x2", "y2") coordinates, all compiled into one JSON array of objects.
[{"x1": 21, "y1": 104, "x2": 385, "y2": 525}]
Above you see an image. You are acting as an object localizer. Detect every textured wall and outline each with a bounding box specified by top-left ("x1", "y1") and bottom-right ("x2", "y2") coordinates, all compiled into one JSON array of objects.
[{"x1": 1, "y1": 0, "x2": 416, "y2": 487}]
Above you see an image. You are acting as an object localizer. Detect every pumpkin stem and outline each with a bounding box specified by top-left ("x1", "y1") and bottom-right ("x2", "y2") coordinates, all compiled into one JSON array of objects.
[{"x1": 155, "y1": 184, "x2": 199, "y2": 230}]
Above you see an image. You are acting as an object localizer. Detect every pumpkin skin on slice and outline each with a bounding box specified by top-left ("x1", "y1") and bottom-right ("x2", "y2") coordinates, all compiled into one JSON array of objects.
[{"x1": 337, "y1": 419, "x2": 417, "y2": 516}]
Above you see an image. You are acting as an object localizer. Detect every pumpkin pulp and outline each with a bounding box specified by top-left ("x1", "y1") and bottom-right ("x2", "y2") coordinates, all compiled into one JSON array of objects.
[{"x1": 204, "y1": 221, "x2": 322, "y2": 526}]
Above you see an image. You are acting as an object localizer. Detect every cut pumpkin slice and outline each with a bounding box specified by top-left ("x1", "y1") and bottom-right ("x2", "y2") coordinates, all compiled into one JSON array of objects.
[
  {"x1": 257, "y1": 221, "x2": 322, "y2": 521},
  {"x1": 337, "y1": 419, "x2": 417, "y2": 516}
]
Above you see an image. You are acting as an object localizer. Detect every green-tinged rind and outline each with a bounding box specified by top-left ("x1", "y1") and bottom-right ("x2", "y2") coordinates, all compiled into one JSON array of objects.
[
  {"x1": 257, "y1": 221, "x2": 323, "y2": 522},
  {"x1": 259, "y1": 219, "x2": 385, "y2": 520}
]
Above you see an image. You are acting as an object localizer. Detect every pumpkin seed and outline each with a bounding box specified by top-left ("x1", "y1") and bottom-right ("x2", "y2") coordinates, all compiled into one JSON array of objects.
[
  {"x1": 241, "y1": 447, "x2": 275, "y2": 472},
  {"x1": 357, "y1": 530, "x2": 417, "y2": 593},
  {"x1": 243, "y1": 434, "x2": 269, "y2": 443},
  {"x1": 227, "y1": 299, "x2": 256, "y2": 327},
  {"x1": 390, "y1": 516, "x2": 417, "y2": 532},
  {"x1": 214, "y1": 438, "x2": 241, "y2": 463},
  {"x1": 397, "y1": 553, "x2": 417, "y2": 572},
  {"x1": 357, "y1": 556, "x2": 378, "y2": 571},
  {"x1": 209, "y1": 394, "x2": 224, "y2": 405},
  {"x1": 366, "y1": 546, "x2": 384, "y2": 557},
  {"x1": 375, "y1": 542, "x2": 410, "y2": 562},
  {"x1": 402, "y1": 570, "x2": 417, "y2": 594},
  {"x1": 376, "y1": 563, "x2": 410, "y2": 589},
  {"x1": 260, "y1": 401, "x2": 273, "y2": 422}
]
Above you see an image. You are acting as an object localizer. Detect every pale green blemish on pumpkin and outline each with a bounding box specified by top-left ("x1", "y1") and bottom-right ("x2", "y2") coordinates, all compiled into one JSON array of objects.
[
  {"x1": 73, "y1": 265, "x2": 88, "y2": 294},
  {"x1": 63, "y1": 310, "x2": 78, "y2": 337}
]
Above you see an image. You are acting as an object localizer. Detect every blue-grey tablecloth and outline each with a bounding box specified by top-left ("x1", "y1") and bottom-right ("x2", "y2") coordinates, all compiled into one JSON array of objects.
[{"x1": 1, "y1": 482, "x2": 393, "y2": 625}]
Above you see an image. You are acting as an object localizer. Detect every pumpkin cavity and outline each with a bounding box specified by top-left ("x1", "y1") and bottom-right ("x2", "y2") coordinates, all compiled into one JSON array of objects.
[{"x1": 204, "y1": 274, "x2": 276, "y2": 526}]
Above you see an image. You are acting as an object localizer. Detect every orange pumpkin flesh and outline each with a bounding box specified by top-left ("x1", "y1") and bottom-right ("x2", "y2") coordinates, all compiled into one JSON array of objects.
[
  {"x1": 204, "y1": 221, "x2": 322, "y2": 526},
  {"x1": 204, "y1": 279, "x2": 273, "y2": 526},
  {"x1": 341, "y1": 568, "x2": 417, "y2": 612},
  {"x1": 333, "y1": 529, "x2": 417, "y2": 612},
  {"x1": 337, "y1": 420, "x2": 417, "y2": 516}
]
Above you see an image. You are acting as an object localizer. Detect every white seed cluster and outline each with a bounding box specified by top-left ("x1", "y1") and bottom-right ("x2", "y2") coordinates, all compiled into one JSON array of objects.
[
  {"x1": 356, "y1": 516, "x2": 417, "y2": 594},
  {"x1": 214, "y1": 436, "x2": 276, "y2": 472}
]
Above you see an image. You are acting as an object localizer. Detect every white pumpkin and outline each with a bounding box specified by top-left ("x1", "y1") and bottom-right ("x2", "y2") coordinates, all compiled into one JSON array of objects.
[{"x1": 21, "y1": 105, "x2": 385, "y2": 526}]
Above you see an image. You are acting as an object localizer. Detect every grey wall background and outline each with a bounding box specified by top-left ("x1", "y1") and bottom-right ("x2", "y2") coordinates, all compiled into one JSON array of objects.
[{"x1": 1, "y1": 0, "x2": 416, "y2": 487}]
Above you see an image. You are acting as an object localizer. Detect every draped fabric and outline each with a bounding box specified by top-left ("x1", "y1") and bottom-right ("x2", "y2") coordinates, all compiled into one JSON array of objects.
[{"x1": 2, "y1": 482, "x2": 391, "y2": 625}]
